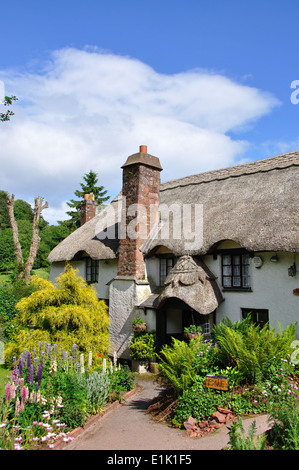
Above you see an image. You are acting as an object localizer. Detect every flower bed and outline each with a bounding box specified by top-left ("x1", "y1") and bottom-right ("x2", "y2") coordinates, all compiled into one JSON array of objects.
[
  {"x1": 0, "y1": 343, "x2": 135, "y2": 450},
  {"x1": 154, "y1": 316, "x2": 299, "y2": 445}
]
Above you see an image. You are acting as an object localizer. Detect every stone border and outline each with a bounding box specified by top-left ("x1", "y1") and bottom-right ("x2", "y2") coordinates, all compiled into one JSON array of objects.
[{"x1": 50, "y1": 384, "x2": 142, "y2": 450}]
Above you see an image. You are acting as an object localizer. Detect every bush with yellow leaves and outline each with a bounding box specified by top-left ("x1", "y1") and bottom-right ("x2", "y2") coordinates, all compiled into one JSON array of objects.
[{"x1": 5, "y1": 264, "x2": 109, "y2": 368}]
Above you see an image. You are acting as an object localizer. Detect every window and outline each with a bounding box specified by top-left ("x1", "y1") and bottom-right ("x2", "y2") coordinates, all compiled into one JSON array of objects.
[
  {"x1": 160, "y1": 257, "x2": 174, "y2": 285},
  {"x1": 86, "y1": 258, "x2": 99, "y2": 283},
  {"x1": 182, "y1": 309, "x2": 214, "y2": 339},
  {"x1": 221, "y1": 253, "x2": 250, "y2": 289},
  {"x1": 241, "y1": 308, "x2": 269, "y2": 328}
]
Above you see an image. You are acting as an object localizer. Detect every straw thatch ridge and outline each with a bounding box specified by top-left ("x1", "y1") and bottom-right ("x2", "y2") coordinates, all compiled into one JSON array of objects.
[{"x1": 47, "y1": 150, "x2": 299, "y2": 263}]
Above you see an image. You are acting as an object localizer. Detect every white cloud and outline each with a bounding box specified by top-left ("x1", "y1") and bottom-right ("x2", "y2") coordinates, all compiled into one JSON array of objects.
[{"x1": 0, "y1": 47, "x2": 279, "y2": 224}]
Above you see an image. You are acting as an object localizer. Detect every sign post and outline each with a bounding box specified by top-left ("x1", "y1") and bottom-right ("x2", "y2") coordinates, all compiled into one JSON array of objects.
[{"x1": 205, "y1": 374, "x2": 229, "y2": 391}]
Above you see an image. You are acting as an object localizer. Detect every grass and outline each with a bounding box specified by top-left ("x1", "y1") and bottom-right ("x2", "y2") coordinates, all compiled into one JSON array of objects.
[
  {"x1": 0, "y1": 365, "x2": 11, "y2": 397},
  {"x1": 0, "y1": 267, "x2": 50, "y2": 287}
]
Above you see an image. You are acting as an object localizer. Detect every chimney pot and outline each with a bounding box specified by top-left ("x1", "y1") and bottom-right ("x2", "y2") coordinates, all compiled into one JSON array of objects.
[{"x1": 139, "y1": 145, "x2": 147, "y2": 153}]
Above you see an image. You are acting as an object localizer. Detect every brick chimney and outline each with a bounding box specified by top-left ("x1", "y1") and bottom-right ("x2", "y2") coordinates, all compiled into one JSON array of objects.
[
  {"x1": 80, "y1": 193, "x2": 98, "y2": 226},
  {"x1": 118, "y1": 145, "x2": 162, "y2": 279}
]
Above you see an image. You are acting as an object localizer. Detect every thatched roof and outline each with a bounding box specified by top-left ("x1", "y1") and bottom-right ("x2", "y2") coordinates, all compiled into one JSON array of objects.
[
  {"x1": 145, "y1": 150, "x2": 299, "y2": 255},
  {"x1": 47, "y1": 198, "x2": 121, "y2": 262},
  {"x1": 48, "y1": 150, "x2": 299, "y2": 263}
]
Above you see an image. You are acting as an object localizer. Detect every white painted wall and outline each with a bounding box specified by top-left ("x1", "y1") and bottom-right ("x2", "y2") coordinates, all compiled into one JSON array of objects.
[
  {"x1": 49, "y1": 259, "x2": 118, "y2": 300},
  {"x1": 206, "y1": 251, "x2": 299, "y2": 336},
  {"x1": 96, "y1": 260, "x2": 118, "y2": 299}
]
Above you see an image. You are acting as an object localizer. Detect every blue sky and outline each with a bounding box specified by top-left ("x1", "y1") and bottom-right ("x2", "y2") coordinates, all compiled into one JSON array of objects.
[{"x1": 0, "y1": 0, "x2": 298, "y2": 224}]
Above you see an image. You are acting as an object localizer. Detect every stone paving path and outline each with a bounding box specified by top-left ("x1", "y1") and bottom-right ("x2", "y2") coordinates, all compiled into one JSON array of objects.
[{"x1": 62, "y1": 376, "x2": 272, "y2": 451}]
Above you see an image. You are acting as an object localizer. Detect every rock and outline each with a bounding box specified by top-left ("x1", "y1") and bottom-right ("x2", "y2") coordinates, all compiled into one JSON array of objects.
[
  {"x1": 186, "y1": 429, "x2": 199, "y2": 437},
  {"x1": 183, "y1": 416, "x2": 198, "y2": 430},
  {"x1": 225, "y1": 413, "x2": 233, "y2": 423},
  {"x1": 212, "y1": 411, "x2": 226, "y2": 423},
  {"x1": 217, "y1": 407, "x2": 232, "y2": 414},
  {"x1": 198, "y1": 420, "x2": 209, "y2": 429},
  {"x1": 187, "y1": 416, "x2": 197, "y2": 427}
]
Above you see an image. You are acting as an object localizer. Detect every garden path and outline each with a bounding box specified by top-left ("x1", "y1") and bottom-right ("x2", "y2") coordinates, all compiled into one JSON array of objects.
[{"x1": 61, "y1": 374, "x2": 272, "y2": 451}]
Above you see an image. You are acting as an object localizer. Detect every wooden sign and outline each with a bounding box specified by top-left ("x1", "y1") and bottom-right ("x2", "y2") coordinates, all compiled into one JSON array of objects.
[{"x1": 205, "y1": 375, "x2": 229, "y2": 391}]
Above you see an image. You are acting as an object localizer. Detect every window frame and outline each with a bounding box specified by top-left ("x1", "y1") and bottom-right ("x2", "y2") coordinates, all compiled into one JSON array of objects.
[
  {"x1": 158, "y1": 254, "x2": 175, "y2": 286},
  {"x1": 220, "y1": 250, "x2": 251, "y2": 291},
  {"x1": 241, "y1": 308, "x2": 269, "y2": 328},
  {"x1": 85, "y1": 258, "x2": 99, "y2": 284}
]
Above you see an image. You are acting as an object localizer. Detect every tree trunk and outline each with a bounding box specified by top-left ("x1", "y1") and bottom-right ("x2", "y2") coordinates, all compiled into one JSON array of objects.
[
  {"x1": 6, "y1": 194, "x2": 24, "y2": 278},
  {"x1": 24, "y1": 197, "x2": 48, "y2": 284},
  {"x1": 7, "y1": 194, "x2": 48, "y2": 284}
]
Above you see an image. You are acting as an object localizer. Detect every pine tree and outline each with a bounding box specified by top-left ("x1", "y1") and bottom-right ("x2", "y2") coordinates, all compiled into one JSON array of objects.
[{"x1": 65, "y1": 170, "x2": 109, "y2": 230}]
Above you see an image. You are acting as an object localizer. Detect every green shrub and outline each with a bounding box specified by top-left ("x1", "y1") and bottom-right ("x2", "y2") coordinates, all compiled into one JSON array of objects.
[
  {"x1": 158, "y1": 337, "x2": 218, "y2": 396},
  {"x1": 108, "y1": 364, "x2": 135, "y2": 400},
  {"x1": 4, "y1": 265, "x2": 109, "y2": 368},
  {"x1": 0, "y1": 289, "x2": 18, "y2": 342},
  {"x1": 172, "y1": 380, "x2": 268, "y2": 427},
  {"x1": 226, "y1": 417, "x2": 267, "y2": 450},
  {"x1": 81, "y1": 371, "x2": 110, "y2": 414},
  {"x1": 47, "y1": 369, "x2": 89, "y2": 430},
  {"x1": 129, "y1": 332, "x2": 156, "y2": 362},
  {"x1": 269, "y1": 398, "x2": 299, "y2": 450},
  {"x1": 172, "y1": 380, "x2": 225, "y2": 426},
  {"x1": 213, "y1": 319, "x2": 296, "y2": 384}
]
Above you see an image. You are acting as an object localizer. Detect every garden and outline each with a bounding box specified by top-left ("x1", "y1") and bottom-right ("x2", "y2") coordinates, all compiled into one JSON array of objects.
[
  {"x1": 1, "y1": 265, "x2": 299, "y2": 450},
  {"x1": 0, "y1": 266, "x2": 136, "y2": 450},
  {"x1": 130, "y1": 315, "x2": 299, "y2": 450}
]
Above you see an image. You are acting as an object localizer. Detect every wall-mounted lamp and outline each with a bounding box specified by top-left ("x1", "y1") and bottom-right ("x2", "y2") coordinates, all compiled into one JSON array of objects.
[
  {"x1": 270, "y1": 254, "x2": 279, "y2": 262},
  {"x1": 253, "y1": 256, "x2": 263, "y2": 268},
  {"x1": 288, "y1": 263, "x2": 296, "y2": 277}
]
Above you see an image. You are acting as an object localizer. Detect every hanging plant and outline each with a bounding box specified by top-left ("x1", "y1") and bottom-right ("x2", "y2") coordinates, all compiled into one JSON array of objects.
[{"x1": 132, "y1": 316, "x2": 146, "y2": 332}]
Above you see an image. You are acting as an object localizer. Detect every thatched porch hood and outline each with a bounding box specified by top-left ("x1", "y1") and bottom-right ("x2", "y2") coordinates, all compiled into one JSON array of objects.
[{"x1": 157, "y1": 255, "x2": 224, "y2": 315}]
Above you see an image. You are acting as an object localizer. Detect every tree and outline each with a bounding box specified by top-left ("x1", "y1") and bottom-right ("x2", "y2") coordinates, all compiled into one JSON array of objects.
[
  {"x1": 0, "y1": 95, "x2": 18, "y2": 121},
  {"x1": 65, "y1": 170, "x2": 109, "y2": 230},
  {"x1": 6, "y1": 194, "x2": 48, "y2": 283},
  {"x1": 4, "y1": 265, "x2": 110, "y2": 368},
  {"x1": 0, "y1": 190, "x2": 10, "y2": 229}
]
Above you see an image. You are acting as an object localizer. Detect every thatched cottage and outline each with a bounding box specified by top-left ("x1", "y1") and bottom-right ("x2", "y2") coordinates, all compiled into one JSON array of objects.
[{"x1": 48, "y1": 146, "x2": 299, "y2": 358}]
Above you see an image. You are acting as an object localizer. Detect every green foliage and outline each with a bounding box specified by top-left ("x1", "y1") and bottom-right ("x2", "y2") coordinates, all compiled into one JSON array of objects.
[
  {"x1": 226, "y1": 417, "x2": 267, "y2": 450},
  {"x1": 132, "y1": 316, "x2": 145, "y2": 325},
  {"x1": 4, "y1": 265, "x2": 109, "y2": 368},
  {"x1": 0, "y1": 229, "x2": 15, "y2": 271},
  {"x1": 219, "y1": 366, "x2": 244, "y2": 389},
  {"x1": 172, "y1": 381, "x2": 269, "y2": 427},
  {"x1": 269, "y1": 398, "x2": 299, "y2": 450},
  {"x1": 49, "y1": 370, "x2": 88, "y2": 429},
  {"x1": 290, "y1": 340, "x2": 299, "y2": 366},
  {"x1": 0, "y1": 190, "x2": 68, "y2": 272},
  {"x1": 65, "y1": 170, "x2": 110, "y2": 229},
  {"x1": 82, "y1": 371, "x2": 110, "y2": 414},
  {"x1": 183, "y1": 324, "x2": 202, "y2": 334},
  {"x1": 108, "y1": 365, "x2": 136, "y2": 401},
  {"x1": 0, "y1": 288, "x2": 19, "y2": 342},
  {"x1": 0, "y1": 95, "x2": 18, "y2": 122},
  {"x1": 129, "y1": 332, "x2": 156, "y2": 362},
  {"x1": 157, "y1": 337, "x2": 204, "y2": 395},
  {"x1": 173, "y1": 380, "x2": 225, "y2": 425},
  {"x1": 0, "y1": 343, "x2": 135, "y2": 448},
  {"x1": 213, "y1": 319, "x2": 296, "y2": 383}
]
